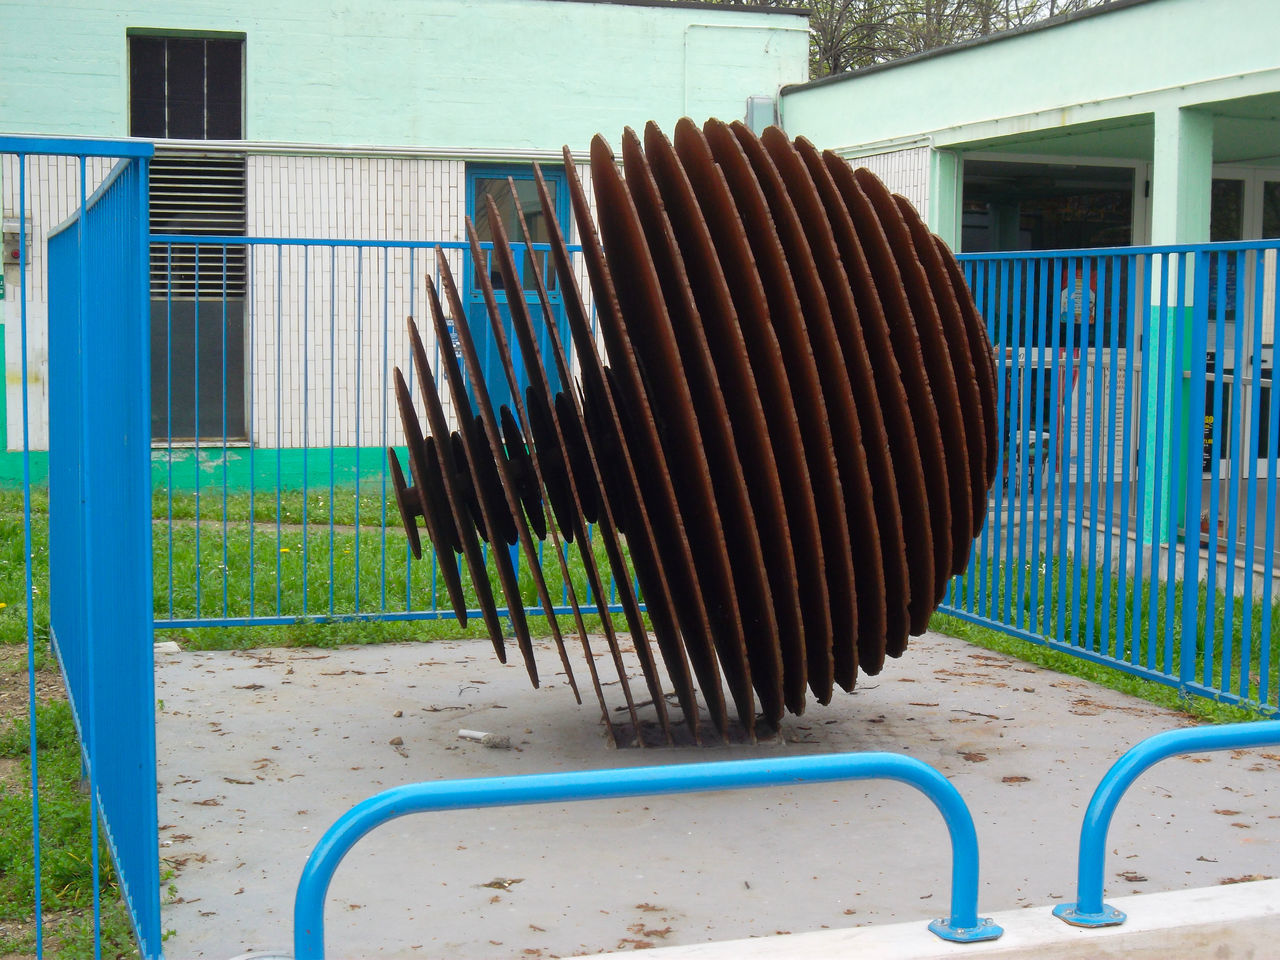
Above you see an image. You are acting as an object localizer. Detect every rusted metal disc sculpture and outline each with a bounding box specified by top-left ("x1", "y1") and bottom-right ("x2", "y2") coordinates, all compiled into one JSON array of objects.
[{"x1": 389, "y1": 119, "x2": 997, "y2": 745}]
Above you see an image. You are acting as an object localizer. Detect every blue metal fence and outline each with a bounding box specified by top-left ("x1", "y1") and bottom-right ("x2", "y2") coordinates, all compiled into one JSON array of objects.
[
  {"x1": 949, "y1": 242, "x2": 1280, "y2": 714},
  {"x1": 29, "y1": 137, "x2": 160, "y2": 957},
  {"x1": 148, "y1": 234, "x2": 633, "y2": 630}
]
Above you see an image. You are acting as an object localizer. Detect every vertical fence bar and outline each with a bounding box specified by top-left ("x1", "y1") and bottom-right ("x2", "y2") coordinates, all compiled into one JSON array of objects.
[
  {"x1": 1069, "y1": 256, "x2": 1091, "y2": 647},
  {"x1": 1121, "y1": 252, "x2": 1141, "y2": 665},
  {"x1": 1085, "y1": 257, "x2": 1106, "y2": 652},
  {"x1": 304, "y1": 246, "x2": 311, "y2": 616},
  {"x1": 17, "y1": 149, "x2": 43, "y2": 960},
  {"x1": 1099, "y1": 255, "x2": 1123, "y2": 655},
  {"x1": 1260, "y1": 251, "x2": 1280, "y2": 706},
  {"x1": 1162, "y1": 253, "x2": 1188, "y2": 676},
  {"x1": 1240, "y1": 248, "x2": 1267, "y2": 701},
  {"x1": 1029, "y1": 258, "x2": 1050, "y2": 635},
  {"x1": 1049, "y1": 256, "x2": 1070, "y2": 647},
  {"x1": 1180, "y1": 250, "x2": 1210, "y2": 686},
  {"x1": 276, "y1": 245, "x2": 285, "y2": 616},
  {"x1": 972, "y1": 261, "x2": 989, "y2": 616},
  {"x1": 1223, "y1": 250, "x2": 1248, "y2": 690},
  {"x1": 1002, "y1": 259, "x2": 1023, "y2": 626},
  {"x1": 355, "y1": 248, "x2": 364, "y2": 612},
  {"x1": 1015, "y1": 258, "x2": 1035, "y2": 631},
  {"x1": 380, "y1": 247, "x2": 390, "y2": 613},
  {"x1": 222, "y1": 246, "x2": 230, "y2": 618},
  {"x1": 1145, "y1": 253, "x2": 1171, "y2": 672},
  {"x1": 248, "y1": 243, "x2": 257, "y2": 619},
  {"x1": 1205, "y1": 250, "x2": 1229, "y2": 688}
]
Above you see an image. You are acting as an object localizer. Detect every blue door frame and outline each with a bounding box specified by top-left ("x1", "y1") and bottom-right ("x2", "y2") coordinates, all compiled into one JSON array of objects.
[{"x1": 463, "y1": 163, "x2": 571, "y2": 415}]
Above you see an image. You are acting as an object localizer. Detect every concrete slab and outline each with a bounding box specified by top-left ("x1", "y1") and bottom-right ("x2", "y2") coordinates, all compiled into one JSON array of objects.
[
  {"x1": 567, "y1": 878, "x2": 1280, "y2": 959},
  {"x1": 155, "y1": 632, "x2": 1280, "y2": 959}
]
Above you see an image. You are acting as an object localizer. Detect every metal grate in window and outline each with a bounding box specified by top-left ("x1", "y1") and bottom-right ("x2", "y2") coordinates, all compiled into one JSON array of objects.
[{"x1": 149, "y1": 150, "x2": 246, "y2": 299}]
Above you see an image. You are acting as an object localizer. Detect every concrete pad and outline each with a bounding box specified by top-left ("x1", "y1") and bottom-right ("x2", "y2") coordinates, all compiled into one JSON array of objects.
[
  {"x1": 568, "y1": 878, "x2": 1280, "y2": 959},
  {"x1": 155, "y1": 632, "x2": 1280, "y2": 959}
]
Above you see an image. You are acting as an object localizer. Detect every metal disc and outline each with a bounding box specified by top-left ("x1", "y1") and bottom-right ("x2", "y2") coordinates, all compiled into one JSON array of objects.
[
  {"x1": 893, "y1": 194, "x2": 989, "y2": 551},
  {"x1": 561, "y1": 150, "x2": 732, "y2": 740},
  {"x1": 387, "y1": 445, "x2": 423, "y2": 560},
  {"x1": 394, "y1": 364, "x2": 480, "y2": 636},
  {"x1": 590, "y1": 132, "x2": 761, "y2": 733},
  {"x1": 421, "y1": 277, "x2": 541, "y2": 687},
  {"x1": 934, "y1": 235, "x2": 1001, "y2": 497},
  {"x1": 799, "y1": 137, "x2": 947, "y2": 632},
  {"x1": 764, "y1": 127, "x2": 922, "y2": 657},
  {"x1": 626, "y1": 124, "x2": 790, "y2": 722},
  {"x1": 499, "y1": 403, "x2": 548, "y2": 542},
  {"x1": 732, "y1": 121, "x2": 900, "y2": 677},
  {"x1": 851, "y1": 168, "x2": 971, "y2": 587},
  {"x1": 705, "y1": 117, "x2": 869, "y2": 696}
]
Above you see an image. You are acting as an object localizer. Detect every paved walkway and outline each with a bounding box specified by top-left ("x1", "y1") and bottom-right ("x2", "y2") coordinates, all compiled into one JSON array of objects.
[{"x1": 154, "y1": 633, "x2": 1280, "y2": 959}]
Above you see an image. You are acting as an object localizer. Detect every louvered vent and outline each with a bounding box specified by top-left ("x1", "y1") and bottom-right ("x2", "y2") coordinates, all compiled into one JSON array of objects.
[{"x1": 149, "y1": 151, "x2": 247, "y2": 299}]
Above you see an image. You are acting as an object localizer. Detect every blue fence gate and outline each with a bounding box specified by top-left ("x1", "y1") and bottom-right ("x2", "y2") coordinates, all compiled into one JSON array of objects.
[{"x1": 9, "y1": 136, "x2": 161, "y2": 958}]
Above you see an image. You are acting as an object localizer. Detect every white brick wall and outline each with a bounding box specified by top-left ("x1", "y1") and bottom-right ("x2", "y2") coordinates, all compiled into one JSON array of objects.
[
  {"x1": 244, "y1": 153, "x2": 596, "y2": 449},
  {"x1": 2, "y1": 155, "x2": 116, "y2": 450},
  {"x1": 845, "y1": 146, "x2": 930, "y2": 215}
]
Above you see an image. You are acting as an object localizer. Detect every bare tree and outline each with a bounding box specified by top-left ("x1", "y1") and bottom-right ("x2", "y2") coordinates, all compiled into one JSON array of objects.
[{"x1": 687, "y1": 0, "x2": 1113, "y2": 78}]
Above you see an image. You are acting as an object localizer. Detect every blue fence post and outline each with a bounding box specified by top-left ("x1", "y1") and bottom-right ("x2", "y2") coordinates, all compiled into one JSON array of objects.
[
  {"x1": 1179, "y1": 251, "x2": 1210, "y2": 685},
  {"x1": 292, "y1": 753, "x2": 1002, "y2": 959},
  {"x1": 1054, "y1": 719, "x2": 1280, "y2": 927}
]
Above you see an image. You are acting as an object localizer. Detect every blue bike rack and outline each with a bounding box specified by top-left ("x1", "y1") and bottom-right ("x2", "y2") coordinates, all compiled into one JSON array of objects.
[
  {"x1": 1055, "y1": 719, "x2": 1280, "y2": 927},
  {"x1": 293, "y1": 751, "x2": 1003, "y2": 958}
]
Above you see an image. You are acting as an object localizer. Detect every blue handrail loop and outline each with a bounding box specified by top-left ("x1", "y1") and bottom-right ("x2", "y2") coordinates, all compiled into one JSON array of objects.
[
  {"x1": 293, "y1": 752, "x2": 1002, "y2": 958},
  {"x1": 1055, "y1": 719, "x2": 1280, "y2": 927}
]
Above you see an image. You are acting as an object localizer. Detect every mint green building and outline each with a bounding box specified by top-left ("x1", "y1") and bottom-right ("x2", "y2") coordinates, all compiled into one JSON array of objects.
[
  {"x1": 780, "y1": 0, "x2": 1280, "y2": 254},
  {"x1": 0, "y1": 0, "x2": 808, "y2": 465}
]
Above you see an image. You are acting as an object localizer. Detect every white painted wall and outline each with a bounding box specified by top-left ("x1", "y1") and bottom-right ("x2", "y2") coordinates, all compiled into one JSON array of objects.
[{"x1": 1, "y1": 155, "x2": 115, "y2": 451}]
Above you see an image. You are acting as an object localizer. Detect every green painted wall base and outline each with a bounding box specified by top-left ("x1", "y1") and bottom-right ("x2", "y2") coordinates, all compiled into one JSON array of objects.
[
  {"x1": 0, "y1": 446, "x2": 396, "y2": 492},
  {"x1": 151, "y1": 446, "x2": 396, "y2": 492}
]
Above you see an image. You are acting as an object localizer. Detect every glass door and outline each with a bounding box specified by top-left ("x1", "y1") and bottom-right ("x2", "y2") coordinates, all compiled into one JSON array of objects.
[{"x1": 463, "y1": 165, "x2": 570, "y2": 417}]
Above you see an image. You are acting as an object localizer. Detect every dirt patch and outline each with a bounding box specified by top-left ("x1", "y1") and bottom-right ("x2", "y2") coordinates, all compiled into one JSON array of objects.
[{"x1": 0, "y1": 644, "x2": 65, "y2": 722}]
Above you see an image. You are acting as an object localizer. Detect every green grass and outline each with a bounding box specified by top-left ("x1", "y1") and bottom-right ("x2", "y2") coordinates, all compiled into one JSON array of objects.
[
  {"x1": 0, "y1": 704, "x2": 138, "y2": 958},
  {"x1": 935, "y1": 545, "x2": 1279, "y2": 723}
]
